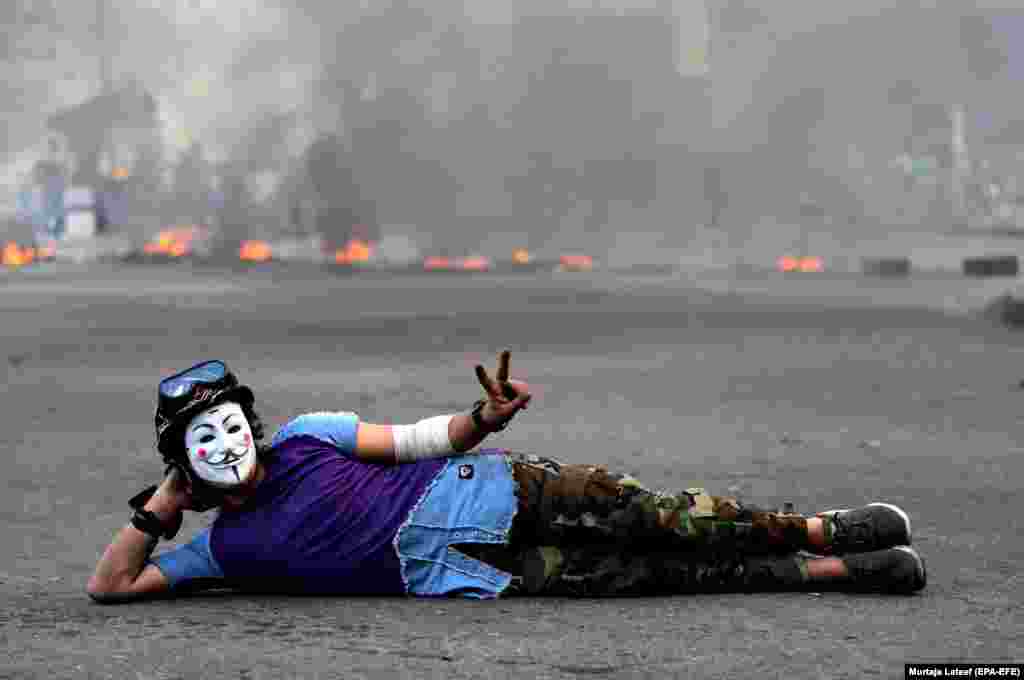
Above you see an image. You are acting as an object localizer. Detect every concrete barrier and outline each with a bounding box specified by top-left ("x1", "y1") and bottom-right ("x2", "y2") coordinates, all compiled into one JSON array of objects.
[
  {"x1": 982, "y1": 293, "x2": 1024, "y2": 328},
  {"x1": 861, "y1": 257, "x2": 911, "y2": 277},
  {"x1": 962, "y1": 255, "x2": 1019, "y2": 277}
]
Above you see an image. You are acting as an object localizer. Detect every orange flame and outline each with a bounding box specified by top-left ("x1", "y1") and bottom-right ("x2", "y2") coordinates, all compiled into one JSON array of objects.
[
  {"x1": 239, "y1": 240, "x2": 273, "y2": 262},
  {"x1": 559, "y1": 254, "x2": 593, "y2": 271},
  {"x1": 2, "y1": 242, "x2": 34, "y2": 267},
  {"x1": 424, "y1": 256, "x2": 452, "y2": 270},
  {"x1": 458, "y1": 255, "x2": 491, "y2": 271},
  {"x1": 334, "y1": 239, "x2": 373, "y2": 264},
  {"x1": 778, "y1": 255, "x2": 823, "y2": 273},
  {"x1": 144, "y1": 226, "x2": 197, "y2": 257},
  {"x1": 799, "y1": 256, "x2": 823, "y2": 273},
  {"x1": 512, "y1": 249, "x2": 532, "y2": 265},
  {"x1": 777, "y1": 256, "x2": 799, "y2": 272}
]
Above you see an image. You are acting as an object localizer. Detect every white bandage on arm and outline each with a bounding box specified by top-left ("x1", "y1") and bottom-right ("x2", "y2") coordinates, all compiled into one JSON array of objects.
[{"x1": 392, "y1": 415, "x2": 456, "y2": 463}]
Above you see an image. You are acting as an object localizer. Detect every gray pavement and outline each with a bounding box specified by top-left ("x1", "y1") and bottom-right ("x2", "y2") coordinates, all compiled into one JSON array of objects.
[{"x1": 1, "y1": 263, "x2": 1022, "y2": 678}]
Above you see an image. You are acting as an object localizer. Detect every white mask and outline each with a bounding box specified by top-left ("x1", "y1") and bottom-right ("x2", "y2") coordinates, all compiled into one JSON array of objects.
[{"x1": 184, "y1": 401, "x2": 257, "y2": 489}]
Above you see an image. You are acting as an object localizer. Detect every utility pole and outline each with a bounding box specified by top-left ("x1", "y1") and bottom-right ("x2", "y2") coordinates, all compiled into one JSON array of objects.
[
  {"x1": 950, "y1": 104, "x2": 969, "y2": 230},
  {"x1": 93, "y1": 0, "x2": 115, "y2": 228}
]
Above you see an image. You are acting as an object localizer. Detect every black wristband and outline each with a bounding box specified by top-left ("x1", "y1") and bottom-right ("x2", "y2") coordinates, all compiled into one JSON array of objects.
[
  {"x1": 131, "y1": 508, "x2": 173, "y2": 540},
  {"x1": 129, "y1": 484, "x2": 158, "y2": 511},
  {"x1": 471, "y1": 399, "x2": 507, "y2": 433}
]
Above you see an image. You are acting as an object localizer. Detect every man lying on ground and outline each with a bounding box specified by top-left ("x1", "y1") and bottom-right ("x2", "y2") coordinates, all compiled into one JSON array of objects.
[{"x1": 87, "y1": 352, "x2": 925, "y2": 602}]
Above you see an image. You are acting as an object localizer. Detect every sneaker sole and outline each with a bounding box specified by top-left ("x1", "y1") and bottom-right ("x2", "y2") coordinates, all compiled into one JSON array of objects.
[
  {"x1": 893, "y1": 545, "x2": 927, "y2": 592},
  {"x1": 818, "y1": 502, "x2": 913, "y2": 546},
  {"x1": 837, "y1": 545, "x2": 928, "y2": 593}
]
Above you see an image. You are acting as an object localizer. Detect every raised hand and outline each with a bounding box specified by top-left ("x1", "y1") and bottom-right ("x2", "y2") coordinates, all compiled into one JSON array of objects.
[
  {"x1": 474, "y1": 349, "x2": 532, "y2": 431},
  {"x1": 153, "y1": 464, "x2": 196, "y2": 514}
]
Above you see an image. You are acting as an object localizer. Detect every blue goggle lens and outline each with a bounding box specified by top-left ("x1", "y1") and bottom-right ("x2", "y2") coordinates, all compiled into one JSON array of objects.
[{"x1": 159, "y1": 361, "x2": 227, "y2": 398}]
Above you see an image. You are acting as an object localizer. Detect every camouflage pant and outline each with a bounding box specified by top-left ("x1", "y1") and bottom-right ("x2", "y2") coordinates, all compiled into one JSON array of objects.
[
  {"x1": 506, "y1": 453, "x2": 809, "y2": 554},
  {"x1": 457, "y1": 453, "x2": 813, "y2": 596},
  {"x1": 508, "y1": 545, "x2": 810, "y2": 597}
]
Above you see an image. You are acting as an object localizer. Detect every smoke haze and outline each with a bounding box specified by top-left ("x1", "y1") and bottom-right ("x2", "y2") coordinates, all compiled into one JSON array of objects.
[{"x1": 4, "y1": 1, "x2": 1024, "y2": 267}]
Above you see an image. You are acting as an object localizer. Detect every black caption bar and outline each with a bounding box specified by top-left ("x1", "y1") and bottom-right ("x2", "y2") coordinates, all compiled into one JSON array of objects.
[{"x1": 906, "y1": 664, "x2": 1023, "y2": 678}]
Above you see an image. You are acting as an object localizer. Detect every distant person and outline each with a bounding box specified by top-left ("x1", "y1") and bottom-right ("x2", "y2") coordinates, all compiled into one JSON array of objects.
[
  {"x1": 32, "y1": 159, "x2": 66, "y2": 239},
  {"x1": 98, "y1": 173, "x2": 131, "y2": 233},
  {"x1": 87, "y1": 352, "x2": 925, "y2": 602}
]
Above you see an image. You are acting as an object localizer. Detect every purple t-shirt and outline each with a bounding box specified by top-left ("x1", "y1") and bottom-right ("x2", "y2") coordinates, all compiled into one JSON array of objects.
[
  {"x1": 150, "y1": 411, "x2": 518, "y2": 597},
  {"x1": 211, "y1": 435, "x2": 444, "y2": 594}
]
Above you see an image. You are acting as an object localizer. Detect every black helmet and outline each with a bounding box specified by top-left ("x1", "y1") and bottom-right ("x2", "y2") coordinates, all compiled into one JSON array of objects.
[{"x1": 154, "y1": 360, "x2": 254, "y2": 460}]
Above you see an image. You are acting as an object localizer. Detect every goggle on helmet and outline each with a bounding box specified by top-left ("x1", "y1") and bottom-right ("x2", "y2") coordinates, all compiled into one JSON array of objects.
[{"x1": 154, "y1": 360, "x2": 254, "y2": 460}]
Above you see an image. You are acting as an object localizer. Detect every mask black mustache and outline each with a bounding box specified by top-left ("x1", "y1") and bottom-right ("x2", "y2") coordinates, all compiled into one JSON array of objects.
[{"x1": 210, "y1": 447, "x2": 248, "y2": 466}]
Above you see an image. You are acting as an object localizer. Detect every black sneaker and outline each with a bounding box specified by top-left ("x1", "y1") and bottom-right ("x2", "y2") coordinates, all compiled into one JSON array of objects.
[
  {"x1": 818, "y1": 502, "x2": 912, "y2": 555},
  {"x1": 839, "y1": 546, "x2": 927, "y2": 593}
]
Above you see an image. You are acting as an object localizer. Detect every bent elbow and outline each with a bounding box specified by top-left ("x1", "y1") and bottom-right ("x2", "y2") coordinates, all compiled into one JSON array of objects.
[
  {"x1": 86, "y1": 587, "x2": 144, "y2": 605},
  {"x1": 87, "y1": 590, "x2": 114, "y2": 604},
  {"x1": 86, "y1": 586, "x2": 117, "y2": 604},
  {"x1": 86, "y1": 578, "x2": 129, "y2": 604}
]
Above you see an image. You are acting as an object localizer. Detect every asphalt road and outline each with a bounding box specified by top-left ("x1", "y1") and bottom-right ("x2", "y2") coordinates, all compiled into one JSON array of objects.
[{"x1": 1, "y1": 262, "x2": 1021, "y2": 679}]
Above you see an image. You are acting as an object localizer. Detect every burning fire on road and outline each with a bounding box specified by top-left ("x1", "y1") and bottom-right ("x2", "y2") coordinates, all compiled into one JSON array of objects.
[
  {"x1": 2, "y1": 242, "x2": 35, "y2": 267},
  {"x1": 239, "y1": 240, "x2": 273, "y2": 263},
  {"x1": 777, "y1": 256, "x2": 823, "y2": 273},
  {"x1": 334, "y1": 239, "x2": 373, "y2": 265},
  {"x1": 142, "y1": 226, "x2": 202, "y2": 258}
]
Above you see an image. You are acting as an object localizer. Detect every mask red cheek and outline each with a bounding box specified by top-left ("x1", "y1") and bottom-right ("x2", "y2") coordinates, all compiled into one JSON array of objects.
[
  {"x1": 198, "y1": 449, "x2": 207, "y2": 459},
  {"x1": 244, "y1": 434, "x2": 251, "y2": 444}
]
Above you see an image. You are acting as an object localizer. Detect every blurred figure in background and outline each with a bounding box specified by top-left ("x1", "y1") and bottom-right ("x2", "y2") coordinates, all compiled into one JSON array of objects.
[
  {"x1": 304, "y1": 133, "x2": 376, "y2": 251},
  {"x1": 212, "y1": 161, "x2": 251, "y2": 256},
  {"x1": 33, "y1": 156, "x2": 67, "y2": 241}
]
